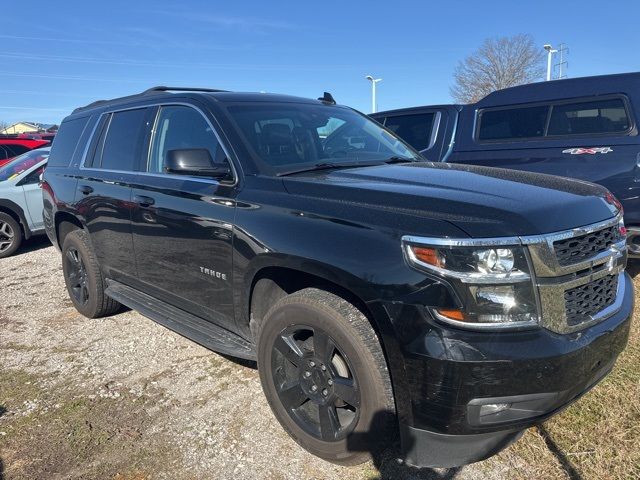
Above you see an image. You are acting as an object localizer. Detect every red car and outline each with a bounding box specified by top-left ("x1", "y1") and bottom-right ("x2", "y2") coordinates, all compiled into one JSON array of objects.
[{"x1": 0, "y1": 139, "x2": 50, "y2": 167}]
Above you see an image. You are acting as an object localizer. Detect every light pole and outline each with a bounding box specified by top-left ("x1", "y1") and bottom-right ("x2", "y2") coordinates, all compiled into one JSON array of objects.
[
  {"x1": 365, "y1": 75, "x2": 382, "y2": 113},
  {"x1": 543, "y1": 44, "x2": 558, "y2": 81}
]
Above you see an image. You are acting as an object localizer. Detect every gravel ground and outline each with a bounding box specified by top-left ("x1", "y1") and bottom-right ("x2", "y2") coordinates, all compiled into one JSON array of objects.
[{"x1": 0, "y1": 237, "x2": 632, "y2": 479}]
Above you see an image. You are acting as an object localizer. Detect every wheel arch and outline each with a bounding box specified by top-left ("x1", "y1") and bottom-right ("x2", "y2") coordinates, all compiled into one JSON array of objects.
[
  {"x1": 54, "y1": 211, "x2": 85, "y2": 249},
  {"x1": 0, "y1": 199, "x2": 30, "y2": 238}
]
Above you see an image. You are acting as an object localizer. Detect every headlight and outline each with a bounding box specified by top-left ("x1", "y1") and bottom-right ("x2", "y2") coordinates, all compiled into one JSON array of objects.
[{"x1": 403, "y1": 239, "x2": 540, "y2": 330}]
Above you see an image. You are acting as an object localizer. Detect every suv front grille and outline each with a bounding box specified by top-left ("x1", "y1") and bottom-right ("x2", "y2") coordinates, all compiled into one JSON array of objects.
[
  {"x1": 553, "y1": 225, "x2": 621, "y2": 266},
  {"x1": 524, "y1": 215, "x2": 626, "y2": 334},
  {"x1": 564, "y1": 274, "x2": 618, "y2": 327}
]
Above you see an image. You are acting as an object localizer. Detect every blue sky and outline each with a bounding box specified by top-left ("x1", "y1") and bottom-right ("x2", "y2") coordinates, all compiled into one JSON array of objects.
[{"x1": 2, "y1": 0, "x2": 639, "y2": 124}]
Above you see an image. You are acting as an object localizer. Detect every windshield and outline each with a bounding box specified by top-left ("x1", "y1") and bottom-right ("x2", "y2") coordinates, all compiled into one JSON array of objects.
[
  {"x1": 226, "y1": 103, "x2": 421, "y2": 173},
  {"x1": 0, "y1": 149, "x2": 49, "y2": 182}
]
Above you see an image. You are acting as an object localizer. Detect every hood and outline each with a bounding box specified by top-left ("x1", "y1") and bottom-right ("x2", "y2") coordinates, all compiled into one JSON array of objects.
[{"x1": 282, "y1": 162, "x2": 618, "y2": 238}]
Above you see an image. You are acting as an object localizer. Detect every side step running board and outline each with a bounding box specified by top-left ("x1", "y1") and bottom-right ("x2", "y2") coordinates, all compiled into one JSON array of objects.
[{"x1": 105, "y1": 280, "x2": 256, "y2": 361}]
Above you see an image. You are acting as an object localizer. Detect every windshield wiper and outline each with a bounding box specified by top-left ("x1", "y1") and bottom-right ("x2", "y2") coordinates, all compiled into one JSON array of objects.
[
  {"x1": 278, "y1": 161, "x2": 381, "y2": 176},
  {"x1": 383, "y1": 156, "x2": 418, "y2": 164}
]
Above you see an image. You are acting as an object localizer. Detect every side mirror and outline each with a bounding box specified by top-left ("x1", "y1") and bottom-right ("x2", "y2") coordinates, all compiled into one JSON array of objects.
[{"x1": 165, "y1": 148, "x2": 231, "y2": 179}]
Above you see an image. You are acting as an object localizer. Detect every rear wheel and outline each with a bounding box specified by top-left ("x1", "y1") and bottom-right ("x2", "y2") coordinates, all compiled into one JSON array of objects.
[
  {"x1": 61, "y1": 229, "x2": 120, "y2": 318},
  {"x1": 0, "y1": 212, "x2": 22, "y2": 259},
  {"x1": 257, "y1": 288, "x2": 395, "y2": 465}
]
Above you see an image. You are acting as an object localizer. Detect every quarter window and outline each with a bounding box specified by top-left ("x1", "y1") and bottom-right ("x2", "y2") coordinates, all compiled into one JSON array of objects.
[
  {"x1": 149, "y1": 105, "x2": 226, "y2": 174},
  {"x1": 48, "y1": 116, "x2": 90, "y2": 167},
  {"x1": 548, "y1": 98, "x2": 630, "y2": 135}
]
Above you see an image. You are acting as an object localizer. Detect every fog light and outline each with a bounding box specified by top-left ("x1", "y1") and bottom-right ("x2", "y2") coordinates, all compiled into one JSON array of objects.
[
  {"x1": 476, "y1": 285, "x2": 516, "y2": 309},
  {"x1": 479, "y1": 403, "x2": 512, "y2": 417}
]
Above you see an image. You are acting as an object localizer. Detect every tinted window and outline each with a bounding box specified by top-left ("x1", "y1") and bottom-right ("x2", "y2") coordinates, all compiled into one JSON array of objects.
[
  {"x1": 0, "y1": 146, "x2": 8, "y2": 160},
  {"x1": 384, "y1": 113, "x2": 436, "y2": 151},
  {"x1": 98, "y1": 108, "x2": 147, "y2": 171},
  {"x1": 149, "y1": 105, "x2": 225, "y2": 173},
  {"x1": 227, "y1": 104, "x2": 418, "y2": 171},
  {"x1": 478, "y1": 105, "x2": 548, "y2": 140},
  {"x1": 548, "y1": 98, "x2": 630, "y2": 136},
  {"x1": 48, "y1": 116, "x2": 90, "y2": 167}
]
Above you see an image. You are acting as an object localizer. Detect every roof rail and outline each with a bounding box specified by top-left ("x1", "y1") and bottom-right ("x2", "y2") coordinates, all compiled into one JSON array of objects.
[
  {"x1": 72, "y1": 86, "x2": 229, "y2": 114},
  {"x1": 142, "y1": 86, "x2": 229, "y2": 94}
]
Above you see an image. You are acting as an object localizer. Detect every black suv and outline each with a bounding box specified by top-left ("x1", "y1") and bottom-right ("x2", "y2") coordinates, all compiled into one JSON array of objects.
[{"x1": 43, "y1": 87, "x2": 633, "y2": 468}]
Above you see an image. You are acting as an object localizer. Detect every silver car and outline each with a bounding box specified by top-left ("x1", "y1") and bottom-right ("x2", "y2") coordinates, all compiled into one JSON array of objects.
[{"x1": 0, "y1": 147, "x2": 50, "y2": 258}]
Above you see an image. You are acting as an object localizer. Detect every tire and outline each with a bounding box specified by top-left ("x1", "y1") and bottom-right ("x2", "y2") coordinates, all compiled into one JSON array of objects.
[
  {"x1": 0, "y1": 212, "x2": 22, "y2": 259},
  {"x1": 61, "y1": 229, "x2": 120, "y2": 318},
  {"x1": 257, "y1": 288, "x2": 396, "y2": 466}
]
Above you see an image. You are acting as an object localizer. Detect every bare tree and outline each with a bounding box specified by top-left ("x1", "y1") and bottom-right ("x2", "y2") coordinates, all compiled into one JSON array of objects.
[
  {"x1": 450, "y1": 34, "x2": 545, "y2": 104},
  {"x1": 0, "y1": 120, "x2": 9, "y2": 133}
]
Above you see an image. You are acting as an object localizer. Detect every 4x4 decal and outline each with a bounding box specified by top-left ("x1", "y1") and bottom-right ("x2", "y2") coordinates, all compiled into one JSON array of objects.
[{"x1": 562, "y1": 147, "x2": 613, "y2": 155}]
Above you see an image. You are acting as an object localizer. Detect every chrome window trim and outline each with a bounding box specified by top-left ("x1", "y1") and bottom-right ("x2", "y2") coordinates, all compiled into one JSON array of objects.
[{"x1": 78, "y1": 101, "x2": 239, "y2": 187}]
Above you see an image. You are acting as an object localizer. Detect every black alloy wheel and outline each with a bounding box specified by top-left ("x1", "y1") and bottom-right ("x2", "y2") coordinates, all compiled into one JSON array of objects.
[
  {"x1": 272, "y1": 325, "x2": 360, "y2": 442},
  {"x1": 65, "y1": 247, "x2": 89, "y2": 305}
]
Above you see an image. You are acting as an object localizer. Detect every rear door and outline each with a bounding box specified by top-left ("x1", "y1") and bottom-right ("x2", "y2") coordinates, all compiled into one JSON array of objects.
[
  {"x1": 130, "y1": 103, "x2": 237, "y2": 331},
  {"x1": 76, "y1": 106, "x2": 154, "y2": 283}
]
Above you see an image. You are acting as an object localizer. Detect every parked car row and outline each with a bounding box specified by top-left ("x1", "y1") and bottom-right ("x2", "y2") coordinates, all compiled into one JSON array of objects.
[
  {"x1": 0, "y1": 138, "x2": 51, "y2": 167},
  {"x1": 371, "y1": 72, "x2": 640, "y2": 255}
]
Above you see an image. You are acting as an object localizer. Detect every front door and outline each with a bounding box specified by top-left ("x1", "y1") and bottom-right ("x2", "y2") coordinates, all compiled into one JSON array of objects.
[{"x1": 130, "y1": 104, "x2": 237, "y2": 331}]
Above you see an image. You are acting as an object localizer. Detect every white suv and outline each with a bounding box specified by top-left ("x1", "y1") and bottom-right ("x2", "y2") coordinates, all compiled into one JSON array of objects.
[{"x1": 0, "y1": 147, "x2": 50, "y2": 258}]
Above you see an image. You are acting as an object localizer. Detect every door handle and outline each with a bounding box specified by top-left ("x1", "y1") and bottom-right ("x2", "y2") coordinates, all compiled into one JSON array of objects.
[
  {"x1": 78, "y1": 185, "x2": 93, "y2": 195},
  {"x1": 133, "y1": 195, "x2": 155, "y2": 207}
]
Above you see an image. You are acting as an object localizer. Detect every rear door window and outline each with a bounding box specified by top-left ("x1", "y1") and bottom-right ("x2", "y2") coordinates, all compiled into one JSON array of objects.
[
  {"x1": 383, "y1": 113, "x2": 437, "y2": 151},
  {"x1": 548, "y1": 98, "x2": 631, "y2": 136},
  {"x1": 93, "y1": 108, "x2": 148, "y2": 171}
]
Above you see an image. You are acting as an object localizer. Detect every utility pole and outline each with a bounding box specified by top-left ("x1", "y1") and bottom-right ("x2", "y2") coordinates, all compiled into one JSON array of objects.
[
  {"x1": 365, "y1": 75, "x2": 382, "y2": 113},
  {"x1": 543, "y1": 44, "x2": 558, "y2": 81},
  {"x1": 555, "y1": 43, "x2": 569, "y2": 79}
]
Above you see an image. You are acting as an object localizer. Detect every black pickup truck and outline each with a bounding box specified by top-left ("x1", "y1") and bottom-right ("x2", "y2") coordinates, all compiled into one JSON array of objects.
[
  {"x1": 372, "y1": 72, "x2": 640, "y2": 256},
  {"x1": 43, "y1": 87, "x2": 632, "y2": 468}
]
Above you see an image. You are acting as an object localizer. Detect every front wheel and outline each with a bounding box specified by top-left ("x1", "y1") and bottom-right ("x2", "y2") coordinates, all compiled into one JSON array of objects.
[{"x1": 257, "y1": 288, "x2": 395, "y2": 465}]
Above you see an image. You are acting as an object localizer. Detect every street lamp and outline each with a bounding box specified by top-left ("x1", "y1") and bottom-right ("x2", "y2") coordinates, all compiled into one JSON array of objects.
[
  {"x1": 365, "y1": 75, "x2": 382, "y2": 113},
  {"x1": 543, "y1": 44, "x2": 558, "y2": 81}
]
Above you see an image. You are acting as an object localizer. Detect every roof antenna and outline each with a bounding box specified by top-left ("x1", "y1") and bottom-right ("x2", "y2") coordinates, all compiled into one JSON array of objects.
[{"x1": 318, "y1": 92, "x2": 336, "y2": 105}]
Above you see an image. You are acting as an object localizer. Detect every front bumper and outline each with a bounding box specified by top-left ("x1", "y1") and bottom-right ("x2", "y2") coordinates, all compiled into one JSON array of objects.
[{"x1": 387, "y1": 271, "x2": 633, "y2": 467}]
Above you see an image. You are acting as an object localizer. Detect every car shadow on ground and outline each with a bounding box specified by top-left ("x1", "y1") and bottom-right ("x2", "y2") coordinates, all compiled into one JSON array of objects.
[
  {"x1": 12, "y1": 235, "x2": 51, "y2": 257},
  {"x1": 348, "y1": 411, "x2": 463, "y2": 479},
  {"x1": 626, "y1": 259, "x2": 640, "y2": 278},
  {"x1": 536, "y1": 425, "x2": 582, "y2": 480}
]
